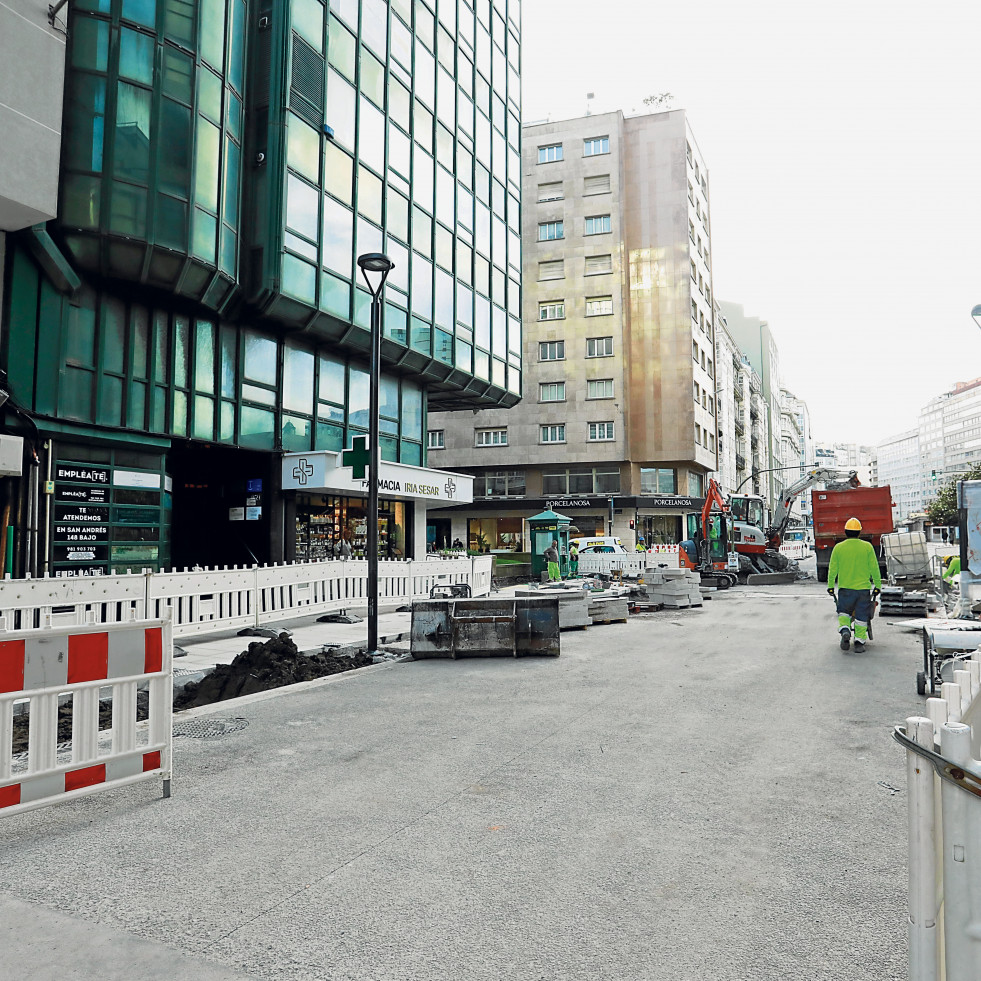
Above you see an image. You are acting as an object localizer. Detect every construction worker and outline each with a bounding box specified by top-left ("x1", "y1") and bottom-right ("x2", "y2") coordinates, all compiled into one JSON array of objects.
[
  {"x1": 569, "y1": 541, "x2": 579, "y2": 577},
  {"x1": 827, "y1": 517, "x2": 881, "y2": 653},
  {"x1": 943, "y1": 553, "x2": 961, "y2": 584},
  {"x1": 635, "y1": 537, "x2": 646, "y2": 552},
  {"x1": 544, "y1": 539, "x2": 561, "y2": 582}
]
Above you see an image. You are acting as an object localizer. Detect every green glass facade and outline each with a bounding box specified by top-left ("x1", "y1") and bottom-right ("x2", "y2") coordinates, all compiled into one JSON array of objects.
[{"x1": 1, "y1": 0, "x2": 522, "y2": 575}]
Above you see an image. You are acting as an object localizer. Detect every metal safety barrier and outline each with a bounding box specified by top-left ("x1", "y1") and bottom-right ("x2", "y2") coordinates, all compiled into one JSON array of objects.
[
  {"x1": 1, "y1": 617, "x2": 173, "y2": 817},
  {"x1": 0, "y1": 556, "x2": 493, "y2": 641},
  {"x1": 896, "y1": 650, "x2": 981, "y2": 980},
  {"x1": 410, "y1": 597, "x2": 561, "y2": 658}
]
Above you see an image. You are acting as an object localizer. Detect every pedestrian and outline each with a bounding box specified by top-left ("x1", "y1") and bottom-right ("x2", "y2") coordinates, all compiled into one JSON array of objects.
[
  {"x1": 827, "y1": 517, "x2": 881, "y2": 653},
  {"x1": 335, "y1": 537, "x2": 352, "y2": 560},
  {"x1": 569, "y1": 541, "x2": 579, "y2": 577},
  {"x1": 942, "y1": 528, "x2": 949, "y2": 544},
  {"x1": 544, "y1": 539, "x2": 561, "y2": 582}
]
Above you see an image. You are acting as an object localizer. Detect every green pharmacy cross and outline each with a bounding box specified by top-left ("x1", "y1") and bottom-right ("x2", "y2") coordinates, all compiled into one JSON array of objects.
[{"x1": 341, "y1": 436, "x2": 371, "y2": 480}]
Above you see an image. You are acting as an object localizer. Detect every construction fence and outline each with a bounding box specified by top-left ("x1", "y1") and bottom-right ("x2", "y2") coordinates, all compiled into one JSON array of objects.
[
  {"x1": 0, "y1": 556, "x2": 493, "y2": 641},
  {"x1": 896, "y1": 651, "x2": 981, "y2": 980}
]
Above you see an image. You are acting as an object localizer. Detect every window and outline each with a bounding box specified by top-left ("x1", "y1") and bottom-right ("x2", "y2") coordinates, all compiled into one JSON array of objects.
[
  {"x1": 538, "y1": 220, "x2": 563, "y2": 241},
  {"x1": 688, "y1": 181, "x2": 694, "y2": 203},
  {"x1": 539, "y1": 259, "x2": 564, "y2": 280},
  {"x1": 540, "y1": 424, "x2": 565, "y2": 443},
  {"x1": 588, "y1": 422, "x2": 615, "y2": 441},
  {"x1": 538, "y1": 301, "x2": 565, "y2": 321},
  {"x1": 640, "y1": 468, "x2": 677, "y2": 494},
  {"x1": 585, "y1": 215, "x2": 611, "y2": 235},
  {"x1": 543, "y1": 467, "x2": 620, "y2": 495},
  {"x1": 689, "y1": 472, "x2": 704, "y2": 496},
  {"x1": 689, "y1": 220, "x2": 695, "y2": 242},
  {"x1": 695, "y1": 424, "x2": 701, "y2": 445},
  {"x1": 539, "y1": 381, "x2": 566, "y2": 402},
  {"x1": 584, "y1": 136, "x2": 609, "y2": 156},
  {"x1": 691, "y1": 299, "x2": 698, "y2": 321},
  {"x1": 538, "y1": 143, "x2": 563, "y2": 163},
  {"x1": 694, "y1": 381, "x2": 700, "y2": 403},
  {"x1": 587, "y1": 379, "x2": 613, "y2": 399},
  {"x1": 585, "y1": 296, "x2": 613, "y2": 316},
  {"x1": 586, "y1": 336, "x2": 613, "y2": 357},
  {"x1": 539, "y1": 340, "x2": 565, "y2": 361},
  {"x1": 686, "y1": 141, "x2": 692, "y2": 164},
  {"x1": 427, "y1": 429, "x2": 444, "y2": 449},
  {"x1": 475, "y1": 428, "x2": 507, "y2": 446},
  {"x1": 585, "y1": 254, "x2": 613, "y2": 275},
  {"x1": 584, "y1": 174, "x2": 611, "y2": 195},
  {"x1": 693, "y1": 341, "x2": 699, "y2": 362},
  {"x1": 481, "y1": 471, "x2": 526, "y2": 497},
  {"x1": 691, "y1": 260, "x2": 697, "y2": 281},
  {"x1": 538, "y1": 181, "x2": 563, "y2": 202}
]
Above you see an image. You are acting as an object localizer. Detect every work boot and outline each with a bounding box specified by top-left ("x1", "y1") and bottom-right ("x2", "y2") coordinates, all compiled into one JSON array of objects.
[
  {"x1": 839, "y1": 629, "x2": 850, "y2": 651},
  {"x1": 854, "y1": 641, "x2": 866, "y2": 653}
]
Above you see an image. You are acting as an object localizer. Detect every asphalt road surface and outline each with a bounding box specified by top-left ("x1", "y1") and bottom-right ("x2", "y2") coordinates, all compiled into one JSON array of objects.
[{"x1": 1, "y1": 577, "x2": 920, "y2": 981}]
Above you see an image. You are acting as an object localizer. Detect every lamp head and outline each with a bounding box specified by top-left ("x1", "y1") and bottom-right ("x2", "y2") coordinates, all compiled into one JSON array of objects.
[
  {"x1": 973, "y1": 304, "x2": 981, "y2": 330},
  {"x1": 357, "y1": 253, "x2": 395, "y2": 274}
]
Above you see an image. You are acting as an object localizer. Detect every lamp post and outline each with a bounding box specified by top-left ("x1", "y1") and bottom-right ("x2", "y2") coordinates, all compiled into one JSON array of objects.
[
  {"x1": 357, "y1": 252, "x2": 394, "y2": 655},
  {"x1": 972, "y1": 305, "x2": 981, "y2": 331}
]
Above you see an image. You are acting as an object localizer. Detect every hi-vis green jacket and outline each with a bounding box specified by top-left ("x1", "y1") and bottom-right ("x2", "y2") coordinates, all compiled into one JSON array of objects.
[{"x1": 828, "y1": 537, "x2": 882, "y2": 591}]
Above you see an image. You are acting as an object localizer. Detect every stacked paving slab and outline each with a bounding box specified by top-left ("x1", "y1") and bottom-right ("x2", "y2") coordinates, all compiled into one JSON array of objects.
[{"x1": 636, "y1": 568, "x2": 703, "y2": 609}]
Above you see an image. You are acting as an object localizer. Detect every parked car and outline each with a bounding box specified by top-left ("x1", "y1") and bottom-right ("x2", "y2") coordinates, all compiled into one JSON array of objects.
[{"x1": 570, "y1": 536, "x2": 627, "y2": 554}]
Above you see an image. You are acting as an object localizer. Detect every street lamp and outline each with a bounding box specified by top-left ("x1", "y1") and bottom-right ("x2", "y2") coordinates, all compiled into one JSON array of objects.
[
  {"x1": 972, "y1": 304, "x2": 981, "y2": 331},
  {"x1": 357, "y1": 252, "x2": 395, "y2": 655}
]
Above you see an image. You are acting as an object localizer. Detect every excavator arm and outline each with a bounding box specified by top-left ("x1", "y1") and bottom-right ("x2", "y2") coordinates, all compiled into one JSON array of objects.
[{"x1": 768, "y1": 467, "x2": 859, "y2": 546}]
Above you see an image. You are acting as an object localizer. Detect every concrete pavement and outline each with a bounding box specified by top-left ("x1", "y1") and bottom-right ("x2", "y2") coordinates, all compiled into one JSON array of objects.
[{"x1": 1, "y1": 577, "x2": 920, "y2": 980}]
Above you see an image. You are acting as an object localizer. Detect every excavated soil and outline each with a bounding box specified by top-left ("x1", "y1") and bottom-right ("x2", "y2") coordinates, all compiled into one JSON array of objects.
[
  {"x1": 10, "y1": 636, "x2": 372, "y2": 752},
  {"x1": 174, "y1": 634, "x2": 373, "y2": 710}
]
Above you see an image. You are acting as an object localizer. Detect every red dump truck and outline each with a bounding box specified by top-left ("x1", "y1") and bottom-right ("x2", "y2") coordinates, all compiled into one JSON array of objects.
[{"x1": 812, "y1": 485, "x2": 894, "y2": 583}]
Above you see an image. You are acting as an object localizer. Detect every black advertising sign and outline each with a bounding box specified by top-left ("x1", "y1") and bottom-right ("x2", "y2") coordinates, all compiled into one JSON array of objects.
[
  {"x1": 55, "y1": 464, "x2": 110, "y2": 484},
  {"x1": 53, "y1": 543, "x2": 109, "y2": 564}
]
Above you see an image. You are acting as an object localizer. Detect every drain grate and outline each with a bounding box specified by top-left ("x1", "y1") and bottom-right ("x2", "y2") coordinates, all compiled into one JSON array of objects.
[{"x1": 173, "y1": 718, "x2": 250, "y2": 740}]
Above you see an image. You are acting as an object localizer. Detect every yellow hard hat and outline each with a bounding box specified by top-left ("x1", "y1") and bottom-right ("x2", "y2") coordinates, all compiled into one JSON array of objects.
[{"x1": 845, "y1": 517, "x2": 862, "y2": 531}]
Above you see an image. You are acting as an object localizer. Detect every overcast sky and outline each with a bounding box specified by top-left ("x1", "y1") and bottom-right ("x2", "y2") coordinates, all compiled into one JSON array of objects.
[{"x1": 519, "y1": 0, "x2": 981, "y2": 447}]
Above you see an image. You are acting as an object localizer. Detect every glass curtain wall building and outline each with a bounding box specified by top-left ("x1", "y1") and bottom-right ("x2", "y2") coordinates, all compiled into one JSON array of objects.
[{"x1": 2, "y1": 0, "x2": 521, "y2": 576}]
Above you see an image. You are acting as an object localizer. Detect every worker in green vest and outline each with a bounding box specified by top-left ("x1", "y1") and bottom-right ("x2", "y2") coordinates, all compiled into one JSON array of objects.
[{"x1": 827, "y1": 517, "x2": 882, "y2": 653}]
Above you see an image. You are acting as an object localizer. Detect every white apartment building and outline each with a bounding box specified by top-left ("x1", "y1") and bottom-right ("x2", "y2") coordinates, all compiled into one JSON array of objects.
[
  {"x1": 430, "y1": 108, "x2": 719, "y2": 549},
  {"x1": 713, "y1": 305, "x2": 740, "y2": 495},
  {"x1": 876, "y1": 429, "x2": 922, "y2": 523},
  {"x1": 720, "y1": 302, "x2": 783, "y2": 511},
  {"x1": 919, "y1": 378, "x2": 981, "y2": 506},
  {"x1": 778, "y1": 388, "x2": 811, "y2": 530}
]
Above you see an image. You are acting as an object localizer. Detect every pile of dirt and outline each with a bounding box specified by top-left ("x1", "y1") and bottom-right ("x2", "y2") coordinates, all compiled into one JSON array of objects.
[{"x1": 174, "y1": 634, "x2": 373, "y2": 710}]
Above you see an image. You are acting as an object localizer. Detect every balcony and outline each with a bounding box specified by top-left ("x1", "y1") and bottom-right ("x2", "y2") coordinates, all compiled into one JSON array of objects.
[
  {"x1": 736, "y1": 453, "x2": 747, "y2": 471},
  {"x1": 733, "y1": 384, "x2": 744, "y2": 402},
  {"x1": 734, "y1": 417, "x2": 745, "y2": 435}
]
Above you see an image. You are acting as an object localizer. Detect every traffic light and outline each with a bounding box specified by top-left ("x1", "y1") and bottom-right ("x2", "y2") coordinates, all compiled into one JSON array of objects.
[
  {"x1": 629, "y1": 518, "x2": 635, "y2": 529},
  {"x1": 931, "y1": 470, "x2": 938, "y2": 481}
]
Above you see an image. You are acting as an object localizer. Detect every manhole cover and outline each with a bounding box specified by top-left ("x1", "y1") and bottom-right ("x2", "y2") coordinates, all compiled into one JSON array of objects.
[{"x1": 173, "y1": 718, "x2": 250, "y2": 739}]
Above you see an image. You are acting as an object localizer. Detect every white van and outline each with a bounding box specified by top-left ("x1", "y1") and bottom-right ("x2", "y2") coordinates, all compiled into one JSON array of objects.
[{"x1": 570, "y1": 536, "x2": 627, "y2": 554}]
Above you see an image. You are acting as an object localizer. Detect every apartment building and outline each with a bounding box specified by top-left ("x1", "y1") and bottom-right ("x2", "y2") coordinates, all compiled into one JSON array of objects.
[
  {"x1": 713, "y1": 306, "x2": 740, "y2": 494},
  {"x1": 720, "y1": 302, "x2": 783, "y2": 511},
  {"x1": 919, "y1": 378, "x2": 981, "y2": 506},
  {"x1": 779, "y1": 388, "x2": 812, "y2": 530},
  {"x1": 2, "y1": 0, "x2": 522, "y2": 576},
  {"x1": 429, "y1": 108, "x2": 718, "y2": 549},
  {"x1": 876, "y1": 429, "x2": 922, "y2": 523}
]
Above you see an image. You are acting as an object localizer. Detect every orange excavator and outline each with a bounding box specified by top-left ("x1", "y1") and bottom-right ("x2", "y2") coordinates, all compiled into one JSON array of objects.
[{"x1": 678, "y1": 478, "x2": 738, "y2": 589}]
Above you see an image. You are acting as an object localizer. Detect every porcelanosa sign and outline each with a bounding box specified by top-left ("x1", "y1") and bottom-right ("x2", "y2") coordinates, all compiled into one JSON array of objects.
[{"x1": 282, "y1": 447, "x2": 473, "y2": 504}]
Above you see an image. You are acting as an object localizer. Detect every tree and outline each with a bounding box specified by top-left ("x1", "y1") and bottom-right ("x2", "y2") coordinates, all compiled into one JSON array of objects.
[
  {"x1": 925, "y1": 461, "x2": 981, "y2": 526},
  {"x1": 643, "y1": 93, "x2": 674, "y2": 112}
]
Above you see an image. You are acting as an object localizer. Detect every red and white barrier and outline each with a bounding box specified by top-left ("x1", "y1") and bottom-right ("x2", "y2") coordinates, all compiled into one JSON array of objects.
[
  {"x1": 0, "y1": 618, "x2": 173, "y2": 817},
  {"x1": 778, "y1": 541, "x2": 809, "y2": 561}
]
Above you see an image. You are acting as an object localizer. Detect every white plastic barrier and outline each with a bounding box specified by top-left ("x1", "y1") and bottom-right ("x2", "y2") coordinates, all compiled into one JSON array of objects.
[
  {"x1": 897, "y1": 651, "x2": 981, "y2": 980},
  {"x1": 0, "y1": 618, "x2": 173, "y2": 817},
  {"x1": 778, "y1": 541, "x2": 809, "y2": 561},
  {"x1": 0, "y1": 556, "x2": 493, "y2": 642},
  {"x1": 577, "y1": 554, "x2": 649, "y2": 576}
]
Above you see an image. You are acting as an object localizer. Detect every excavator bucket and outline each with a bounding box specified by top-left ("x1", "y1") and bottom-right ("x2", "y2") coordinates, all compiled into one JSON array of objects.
[{"x1": 411, "y1": 597, "x2": 560, "y2": 658}]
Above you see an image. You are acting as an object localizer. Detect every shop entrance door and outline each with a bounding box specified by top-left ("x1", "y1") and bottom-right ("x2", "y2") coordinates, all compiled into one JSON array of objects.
[{"x1": 167, "y1": 445, "x2": 275, "y2": 569}]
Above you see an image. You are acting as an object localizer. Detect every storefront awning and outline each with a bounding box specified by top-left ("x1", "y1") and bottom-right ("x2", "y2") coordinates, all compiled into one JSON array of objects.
[{"x1": 282, "y1": 443, "x2": 473, "y2": 504}]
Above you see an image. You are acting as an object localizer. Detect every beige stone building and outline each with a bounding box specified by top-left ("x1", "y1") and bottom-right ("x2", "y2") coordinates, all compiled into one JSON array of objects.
[{"x1": 427, "y1": 109, "x2": 719, "y2": 551}]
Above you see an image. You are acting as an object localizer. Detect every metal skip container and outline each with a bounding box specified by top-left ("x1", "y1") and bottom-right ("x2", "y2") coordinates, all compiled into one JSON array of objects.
[{"x1": 410, "y1": 597, "x2": 561, "y2": 658}]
